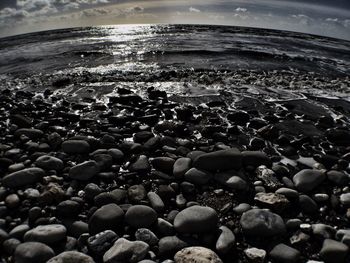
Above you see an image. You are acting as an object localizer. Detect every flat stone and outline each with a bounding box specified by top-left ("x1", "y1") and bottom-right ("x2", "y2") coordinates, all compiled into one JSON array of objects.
[
  {"x1": 174, "y1": 205, "x2": 218, "y2": 234},
  {"x1": 147, "y1": 192, "x2": 165, "y2": 212},
  {"x1": 254, "y1": 192, "x2": 289, "y2": 212},
  {"x1": 34, "y1": 155, "x2": 64, "y2": 171},
  {"x1": 47, "y1": 251, "x2": 94, "y2": 263},
  {"x1": 61, "y1": 140, "x2": 90, "y2": 154},
  {"x1": 24, "y1": 224, "x2": 67, "y2": 245},
  {"x1": 69, "y1": 160, "x2": 99, "y2": 180},
  {"x1": 240, "y1": 209, "x2": 286, "y2": 238},
  {"x1": 125, "y1": 205, "x2": 157, "y2": 228},
  {"x1": 89, "y1": 204, "x2": 124, "y2": 235},
  {"x1": 14, "y1": 242, "x2": 55, "y2": 263},
  {"x1": 2, "y1": 167, "x2": 45, "y2": 188},
  {"x1": 174, "y1": 246, "x2": 223, "y2": 263},
  {"x1": 293, "y1": 169, "x2": 326, "y2": 192},
  {"x1": 103, "y1": 238, "x2": 149, "y2": 263},
  {"x1": 15, "y1": 128, "x2": 44, "y2": 139},
  {"x1": 193, "y1": 148, "x2": 242, "y2": 172},
  {"x1": 151, "y1": 157, "x2": 175, "y2": 173}
]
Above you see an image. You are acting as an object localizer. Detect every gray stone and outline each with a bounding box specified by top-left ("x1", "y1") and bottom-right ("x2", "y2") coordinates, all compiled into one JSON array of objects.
[
  {"x1": 15, "y1": 128, "x2": 43, "y2": 139},
  {"x1": 215, "y1": 171, "x2": 247, "y2": 190},
  {"x1": 89, "y1": 204, "x2": 124, "y2": 235},
  {"x1": 62, "y1": 140, "x2": 90, "y2": 154},
  {"x1": 34, "y1": 155, "x2": 64, "y2": 171},
  {"x1": 216, "y1": 226, "x2": 235, "y2": 254},
  {"x1": 174, "y1": 205, "x2": 218, "y2": 234},
  {"x1": 254, "y1": 192, "x2": 289, "y2": 212},
  {"x1": 128, "y1": 155, "x2": 150, "y2": 172},
  {"x1": 184, "y1": 168, "x2": 212, "y2": 185},
  {"x1": 103, "y1": 238, "x2": 149, "y2": 263},
  {"x1": 320, "y1": 239, "x2": 349, "y2": 263},
  {"x1": 193, "y1": 148, "x2": 242, "y2": 172},
  {"x1": 47, "y1": 251, "x2": 95, "y2": 263},
  {"x1": 125, "y1": 205, "x2": 157, "y2": 228},
  {"x1": 327, "y1": 170, "x2": 349, "y2": 186},
  {"x1": 242, "y1": 151, "x2": 272, "y2": 168},
  {"x1": 240, "y1": 209, "x2": 286, "y2": 238},
  {"x1": 88, "y1": 230, "x2": 118, "y2": 256},
  {"x1": 69, "y1": 160, "x2": 99, "y2": 180},
  {"x1": 128, "y1": 184, "x2": 146, "y2": 203},
  {"x1": 256, "y1": 165, "x2": 283, "y2": 190},
  {"x1": 174, "y1": 246, "x2": 223, "y2": 263},
  {"x1": 269, "y1": 243, "x2": 300, "y2": 263},
  {"x1": 173, "y1": 157, "x2": 192, "y2": 179},
  {"x1": 14, "y1": 242, "x2": 55, "y2": 263},
  {"x1": 147, "y1": 192, "x2": 165, "y2": 212},
  {"x1": 293, "y1": 169, "x2": 326, "y2": 192},
  {"x1": 340, "y1": 193, "x2": 350, "y2": 207},
  {"x1": 244, "y1": 247, "x2": 266, "y2": 263},
  {"x1": 24, "y1": 224, "x2": 67, "y2": 245},
  {"x1": 2, "y1": 167, "x2": 45, "y2": 188},
  {"x1": 135, "y1": 228, "x2": 159, "y2": 246}
]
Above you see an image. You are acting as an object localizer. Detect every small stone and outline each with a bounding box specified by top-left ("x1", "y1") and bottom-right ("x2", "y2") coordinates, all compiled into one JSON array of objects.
[
  {"x1": 135, "y1": 228, "x2": 159, "y2": 246},
  {"x1": 61, "y1": 140, "x2": 90, "y2": 154},
  {"x1": 174, "y1": 205, "x2": 218, "y2": 234},
  {"x1": 299, "y1": 195, "x2": 318, "y2": 214},
  {"x1": 327, "y1": 170, "x2": 349, "y2": 186},
  {"x1": 89, "y1": 204, "x2": 124, "y2": 235},
  {"x1": 242, "y1": 151, "x2": 272, "y2": 168},
  {"x1": 125, "y1": 205, "x2": 157, "y2": 228},
  {"x1": 15, "y1": 128, "x2": 43, "y2": 139},
  {"x1": 69, "y1": 160, "x2": 99, "y2": 180},
  {"x1": 103, "y1": 238, "x2": 149, "y2": 263},
  {"x1": 24, "y1": 224, "x2": 67, "y2": 245},
  {"x1": 320, "y1": 239, "x2": 349, "y2": 263},
  {"x1": 216, "y1": 226, "x2": 235, "y2": 254},
  {"x1": 173, "y1": 157, "x2": 192, "y2": 179},
  {"x1": 254, "y1": 192, "x2": 289, "y2": 212},
  {"x1": 2, "y1": 167, "x2": 45, "y2": 188},
  {"x1": 269, "y1": 243, "x2": 300, "y2": 263},
  {"x1": 215, "y1": 171, "x2": 247, "y2": 190},
  {"x1": 147, "y1": 192, "x2": 165, "y2": 212},
  {"x1": 128, "y1": 155, "x2": 151, "y2": 172},
  {"x1": 184, "y1": 168, "x2": 213, "y2": 185},
  {"x1": 34, "y1": 155, "x2": 64, "y2": 171},
  {"x1": 244, "y1": 247, "x2": 266, "y2": 263},
  {"x1": 340, "y1": 193, "x2": 350, "y2": 207},
  {"x1": 151, "y1": 157, "x2": 175, "y2": 173},
  {"x1": 14, "y1": 242, "x2": 55, "y2": 263},
  {"x1": 47, "y1": 251, "x2": 94, "y2": 263},
  {"x1": 232, "y1": 203, "x2": 251, "y2": 214},
  {"x1": 87, "y1": 230, "x2": 118, "y2": 256},
  {"x1": 174, "y1": 246, "x2": 223, "y2": 263},
  {"x1": 5, "y1": 193, "x2": 20, "y2": 208},
  {"x1": 240, "y1": 209, "x2": 286, "y2": 238},
  {"x1": 256, "y1": 165, "x2": 283, "y2": 190},
  {"x1": 293, "y1": 169, "x2": 326, "y2": 192},
  {"x1": 158, "y1": 235, "x2": 189, "y2": 256},
  {"x1": 128, "y1": 185, "x2": 146, "y2": 203}
]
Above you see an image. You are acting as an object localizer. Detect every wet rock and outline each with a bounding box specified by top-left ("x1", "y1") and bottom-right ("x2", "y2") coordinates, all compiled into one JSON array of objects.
[
  {"x1": 135, "y1": 228, "x2": 159, "y2": 246},
  {"x1": 299, "y1": 195, "x2": 318, "y2": 214},
  {"x1": 151, "y1": 157, "x2": 175, "y2": 174},
  {"x1": 47, "y1": 251, "x2": 95, "y2": 263},
  {"x1": 216, "y1": 226, "x2": 235, "y2": 254},
  {"x1": 193, "y1": 148, "x2": 242, "y2": 172},
  {"x1": 69, "y1": 160, "x2": 99, "y2": 180},
  {"x1": 87, "y1": 230, "x2": 118, "y2": 256},
  {"x1": 103, "y1": 238, "x2": 149, "y2": 263},
  {"x1": 269, "y1": 243, "x2": 300, "y2": 263},
  {"x1": 62, "y1": 140, "x2": 90, "y2": 154},
  {"x1": 174, "y1": 205, "x2": 218, "y2": 234},
  {"x1": 158, "y1": 235, "x2": 189, "y2": 256},
  {"x1": 174, "y1": 246, "x2": 223, "y2": 263},
  {"x1": 89, "y1": 204, "x2": 124, "y2": 235},
  {"x1": 293, "y1": 169, "x2": 326, "y2": 192},
  {"x1": 125, "y1": 205, "x2": 157, "y2": 228},
  {"x1": 14, "y1": 242, "x2": 55, "y2": 263},
  {"x1": 240, "y1": 209, "x2": 286, "y2": 238},
  {"x1": 2, "y1": 167, "x2": 45, "y2": 188},
  {"x1": 24, "y1": 224, "x2": 67, "y2": 245},
  {"x1": 256, "y1": 165, "x2": 283, "y2": 190},
  {"x1": 34, "y1": 155, "x2": 64, "y2": 171},
  {"x1": 5, "y1": 193, "x2": 20, "y2": 208}
]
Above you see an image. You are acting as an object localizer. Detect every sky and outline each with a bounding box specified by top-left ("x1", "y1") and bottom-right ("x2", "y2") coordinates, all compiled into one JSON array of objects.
[{"x1": 0, "y1": 0, "x2": 349, "y2": 40}]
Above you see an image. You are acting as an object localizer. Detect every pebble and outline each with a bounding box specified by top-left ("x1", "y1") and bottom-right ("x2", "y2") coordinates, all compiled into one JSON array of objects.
[
  {"x1": 216, "y1": 226, "x2": 235, "y2": 254},
  {"x1": 103, "y1": 238, "x2": 149, "y2": 263},
  {"x1": 320, "y1": 239, "x2": 349, "y2": 263},
  {"x1": 340, "y1": 193, "x2": 350, "y2": 207},
  {"x1": 174, "y1": 246, "x2": 223, "y2": 263},
  {"x1": 184, "y1": 168, "x2": 213, "y2": 185},
  {"x1": 47, "y1": 251, "x2": 95, "y2": 263},
  {"x1": 269, "y1": 243, "x2": 300, "y2": 263},
  {"x1": 174, "y1": 205, "x2": 218, "y2": 234},
  {"x1": 240, "y1": 209, "x2": 286, "y2": 238},
  {"x1": 244, "y1": 247, "x2": 266, "y2": 263},
  {"x1": 215, "y1": 171, "x2": 247, "y2": 190},
  {"x1": 14, "y1": 242, "x2": 55, "y2": 263},
  {"x1": 125, "y1": 205, "x2": 158, "y2": 228},
  {"x1": 299, "y1": 194, "x2": 318, "y2": 214},
  {"x1": 61, "y1": 140, "x2": 90, "y2": 154},
  {"x1": 88, "y1": 204, "x2": 124, "y2": 235},
  {"x1": 158, "y1": 235, "x2": 189, "y2": 256},
  {"x1": 128, "y1": 155, "x2": 151, "y2": 172},
  {"x1": 135, "y1": 228, "x2": 159, "y2": 246},
  {"x1": 193, "y1": 148, "x2": 242, "y2": 172},
  {"x1": 242, "y1": 151, "x2": 272, "y2": 168},
  {"x1": 87, "y1": 230, "x2": 118, "y2": 256},
  {"x1": 2, "y1": 167, "x2": 45, "y2": 188},
  {"x1": 24, "y1": 224, "x2": 67, "y2": 245},
  {"x1": 34, "y1": 155, "x2": 64, "y2": 171},
  {"x1": 254, "y1": 192, "x2": 289, "y2": 212},
  {"x1": 173, "y1": 157, "x2": 192, "y2": 179},
  {"x1": 147, "y1": 192, "x2": 165, "y2": 212},
  {"x1": 128, "y1": 184, "x2": 147, "y2": 203},
  {"x1": 327, "y1": 170, "x2": 349, "y2": 186},
  {"x1": 69, "y1": 160, "x2": 99, "y2": 180},
  {"x1": 293, "y1": 169, "x2": 326, "y2": 192},
  {"x1": 14, "y1": 128, "x2": 44, "y2": 139}
]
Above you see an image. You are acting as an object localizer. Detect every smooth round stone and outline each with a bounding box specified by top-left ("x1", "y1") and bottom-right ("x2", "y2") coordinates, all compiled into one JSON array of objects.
[
  {"x1": 14, "y1": 128, "x2": 44, "y2": 139},
  {"x1": 47, "y1": 251, "x2": 94, "y2": 263},
  {"x1": 147, "y1": 192, "x2": 165, "y2": 212},
  {"x1": 3, "y1": 238, "x2": 20, "y2": 254},
  {"x1": 5, "y1": 193, "x2": 20, "y2": 208},
  {"x1": 158, "y1": 236, "x2": 189, "y2": 257},
  {"x1": 24, "y1": 224, "x2": 67, "y2": 245},
  {"x1": 174, "y1": 205, "x2": 218, "y2": 234},
  {"x1": 2, "y1": 167, "x2": 45, "y2": 188},
  {"x1": 173, "y1": 157, "x2": 192, "y2": 179},
  {"x1": 68, "y1": 221, "x2": 89, "y2": 238},
  {"x1": 320, "y1": 239, "x2": 349, "y2": 263},
  {"x1": 151, "y1": 157, "x2": 175, "y2": 173},
  {"x1": 193, "y1": 148, "x2": 242, "y2": 171},
  {"x1": 174, "y1": 246, "x2": 223, "y2": 263},
  {"x1": 103, "y1": 238, "x2": 149, "y2": 263},
  {"x1": 299, "y1": 195, "x2": 318, "y2": 214},
  {"x1": 340, "y1": 193, "x2": 350, "y2": 207},
  {"x1": 69, "y1": 160, "x2": 99, "y2": 180},
  {"x1": 125, "y1": 205, "x2": 157, "y2": 228},
  {"x1": 61, "y1": 140, "x2": 90, "y2": 154},
  {"x1": 269, "y1": 243, "x2": 300, "y2": 263},
  {"x1": 34, "y1": 155, "x2": 64, "y2": 171},
  {"x1": 232, "y1": 203, "x2": 251, "y2": 214},
  {"x1": 240, "y1": 209, "x2": 286, "y2": 238},
  {"x1": 88, "y1": 230, "x2": 118, "y2": 256},
  {"x1": 56, "y1": 200, "x2": 81, "y2": 218},
  {"x1": 216, "y1": 226, "x2": 235, "y2": 254},
  {"x1": 128, "y1": 155, "x2": 151, "y2": 172},
  {"x1": 327, "y1": 170, "x2": 349, "y2": 186},
  {"x1": 242, "y1": 151, "x2": 272, "y2": 168},
  {"x1": 128, "y1": 185, "x2": 147, "y2": 203},
  {"x1": 275, "y1": 188, "x2": 299, "y2": 200},
  {"x1": 107, "y1": 148, "x2": 124, "y2": 161},
  {"x1": 156, "y1": 218, "x2": 175, "y2": 236},
  {"x1": 135, "y1": 228, "x2": 159, "y2": 246},
  {"x1": 89, "y1": 204, "x2": 124, "y2": 235},
  {"x1": 14, "y1": 242, "x2": 55, "y2": 263},
  {"x1": 292, "y1": 169, "x2": 326, "y2": 192},
  {"x1": 184, "y1": 168, "x2": 212, "y2": 185},
  {"x1": 9, "y1": 224, "x2": 30, "y2": 240},
  {"x1": 215, "y1": 171, "x2": 247, "y2": 190}
]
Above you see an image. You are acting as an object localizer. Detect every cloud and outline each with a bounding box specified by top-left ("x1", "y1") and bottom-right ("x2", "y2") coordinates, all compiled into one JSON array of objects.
[
  {"x1": 189, "y1": 7, "x2": 200, "y2": 13},
  {"x1": 235, "y1": 7, "x2": 247, "y2": 12},
  {"x1": 291, "y1": 14, "x2": 313, "y2": 25}
]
